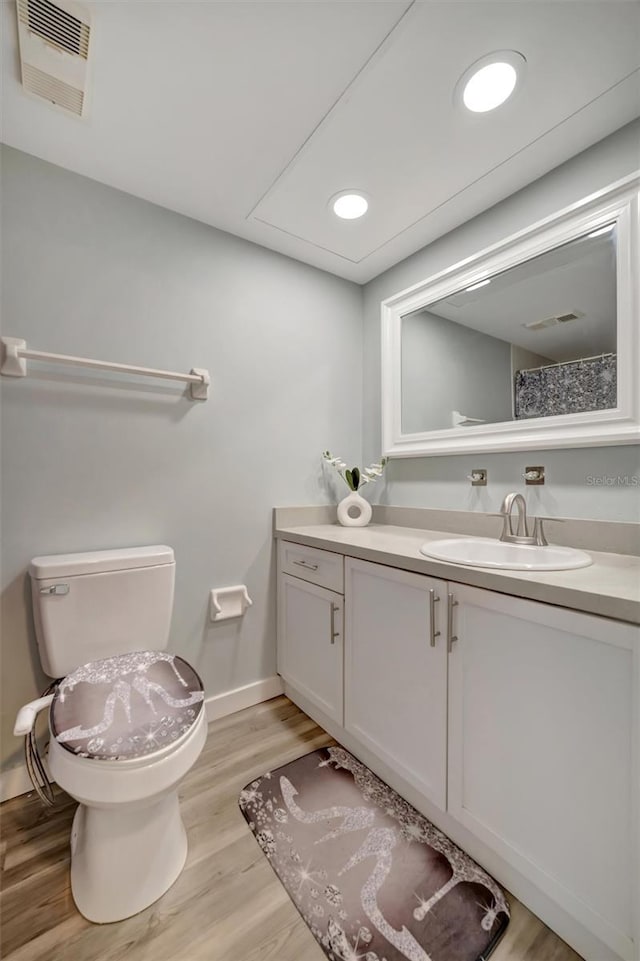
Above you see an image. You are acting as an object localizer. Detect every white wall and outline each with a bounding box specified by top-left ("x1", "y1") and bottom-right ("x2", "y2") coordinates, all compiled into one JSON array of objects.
[
  {"x1": 363, "y1": 120, "x2": 640, "y2": 522},
  {"x1": 0, "y1": 146, "x2": 363, "y2": 774}
]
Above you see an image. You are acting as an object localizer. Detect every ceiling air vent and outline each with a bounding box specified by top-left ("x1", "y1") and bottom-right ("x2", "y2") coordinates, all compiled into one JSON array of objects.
[
  {"x1": 16, "y1": 0, "x2": 91, "y2": 117},
  {"x1": 523, "y1": 310, "x2": 584, "y2": 331}
]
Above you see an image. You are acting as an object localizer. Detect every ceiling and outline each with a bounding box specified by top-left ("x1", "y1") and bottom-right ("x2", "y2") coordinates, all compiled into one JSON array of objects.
[{"x1": 2, "y1": 0, "x2": 639, "y2": 284}]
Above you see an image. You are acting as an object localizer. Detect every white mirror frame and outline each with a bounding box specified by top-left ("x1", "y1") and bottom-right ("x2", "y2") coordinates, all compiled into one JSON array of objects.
[{"x1": 381, "y1": 172, "x2": 640, "y2": 457}]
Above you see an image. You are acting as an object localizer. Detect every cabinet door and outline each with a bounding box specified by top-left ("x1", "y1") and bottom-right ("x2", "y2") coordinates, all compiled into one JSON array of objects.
[
  {"x1": 345, "y1": 558, "x2": 448, "y2": 809},
  {"x1": 448, "y1": 584, "x2": 638, "y2": 961},
  {"x1": 277, "y1": 573, "x2": 343, "y2": 725}
]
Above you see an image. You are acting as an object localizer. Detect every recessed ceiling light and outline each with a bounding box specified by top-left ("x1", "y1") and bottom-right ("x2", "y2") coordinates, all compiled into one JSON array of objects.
[
  {"x1": 330, "y1": 191, "x2": 369, "y2": 220},
  {"x1": 587, "y1": 223, "x2": 615, "y2": 239},
  {"x1": 466, "y1": 278, "x2": 491, "y2": 292},
  {"x1": 456, "y1": 51, "x2": 526, "y2": 114}
]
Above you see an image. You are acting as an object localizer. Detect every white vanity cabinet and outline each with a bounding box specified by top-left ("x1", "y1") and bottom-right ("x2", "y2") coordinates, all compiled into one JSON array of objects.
[
  {"x1": 276, "y1": 537, "x2": 640, "y2": 961},
  {"x1": 277, "y1": 542, "x2": 344, "y2": 725},
  {"x1": 344, "y1": 558, "x2": 448, "y2": 809},
  {"x1": 447, "y1": 584, "x2": 637, "y2": 961}
]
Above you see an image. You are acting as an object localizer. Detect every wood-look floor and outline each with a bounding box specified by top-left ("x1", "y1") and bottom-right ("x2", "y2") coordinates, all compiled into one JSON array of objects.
[{"x1": 0, "y1": 696, "x2": 583, "y2": 961}]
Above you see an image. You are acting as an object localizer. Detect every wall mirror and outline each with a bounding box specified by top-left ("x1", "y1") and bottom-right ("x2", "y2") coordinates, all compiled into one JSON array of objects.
[{"x1": 381, "y1": 174, "x2": 639, "y2": 456}]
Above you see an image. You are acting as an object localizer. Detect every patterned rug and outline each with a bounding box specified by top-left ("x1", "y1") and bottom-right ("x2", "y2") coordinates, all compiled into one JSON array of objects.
[{"x1": 239, "y1": 746, "x2": 509, "y2": 961}]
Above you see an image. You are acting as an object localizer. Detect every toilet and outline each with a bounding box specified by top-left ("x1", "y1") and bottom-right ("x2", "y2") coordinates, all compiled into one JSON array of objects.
[{"x1": 13, "y1": 546, "x2": 207, "y2": 924}]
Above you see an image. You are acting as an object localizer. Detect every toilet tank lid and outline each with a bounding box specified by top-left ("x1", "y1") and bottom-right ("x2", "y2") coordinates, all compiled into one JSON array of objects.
[{"x1": 29, "y1": 546, "x2": 175, "y2": 579}]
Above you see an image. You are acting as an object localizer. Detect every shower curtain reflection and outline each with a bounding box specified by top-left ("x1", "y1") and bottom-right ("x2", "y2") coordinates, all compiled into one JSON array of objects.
[{"x1": 514, "y1": 353, "x2": 617, "y2": 419}]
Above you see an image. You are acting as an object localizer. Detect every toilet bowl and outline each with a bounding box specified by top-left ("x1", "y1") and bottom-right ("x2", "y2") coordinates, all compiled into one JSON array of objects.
[
  {"x1": 14, "y1": 546, "x2": 207, "y2": 924},
  {"x1": 48, "y1": 704, "x2": 207, "y2": 923}
]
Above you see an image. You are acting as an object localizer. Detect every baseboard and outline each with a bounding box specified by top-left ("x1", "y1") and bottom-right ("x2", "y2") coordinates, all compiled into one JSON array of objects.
[
  {"x1": 0, "y1": 758, "x2": 52, "y2": 804},
  {"x1": 0, "y1": 677, "x2": 284, "y2": 804},
  {"x1": 205, "y1": 675, "x2": 284, "y2": 723}
]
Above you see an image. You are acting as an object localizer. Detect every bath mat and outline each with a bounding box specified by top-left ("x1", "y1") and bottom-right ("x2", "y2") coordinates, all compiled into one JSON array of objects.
[{"x1": 239, "y1": 746, "x2": 509, "y2": 961}]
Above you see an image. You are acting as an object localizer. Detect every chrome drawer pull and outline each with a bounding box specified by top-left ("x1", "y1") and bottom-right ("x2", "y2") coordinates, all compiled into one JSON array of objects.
[
  {"x1": 293, "y1": 559, "x2": 319, "y2": 571},
  {"x1": 447, "y1": 593, "x2": 459, "y2": 653},
  {"x1": 429, "y1": 589, "x2": 441, "y2": 647},
  {"x1": 330, "y1": 604, "x2": 340, "y2": 644}
]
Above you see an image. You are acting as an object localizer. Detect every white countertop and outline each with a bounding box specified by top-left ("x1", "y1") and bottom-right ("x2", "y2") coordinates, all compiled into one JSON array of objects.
[{"x1": 275, "y1": 522, "x2": 640, "y2": 624}]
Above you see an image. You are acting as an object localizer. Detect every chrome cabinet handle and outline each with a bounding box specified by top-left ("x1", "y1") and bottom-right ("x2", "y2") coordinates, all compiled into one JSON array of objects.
[
  {"x1": 429, "y1": 589, "x2": 441, "y2": 647},
  {"x1": 447, "y1": 593, "x2": 459, "y2": 653},
  {"x1": 293, "y1": 559, "x2": 319, "y2": 571},
  {"x1": 330, "y1": 603, "x2": 340, "y2": 644}
]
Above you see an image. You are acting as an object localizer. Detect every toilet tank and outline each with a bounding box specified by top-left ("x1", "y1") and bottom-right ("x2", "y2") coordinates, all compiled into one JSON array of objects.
[{"x1": 29, "y1": 546, "x2": 176, "y2": 678}]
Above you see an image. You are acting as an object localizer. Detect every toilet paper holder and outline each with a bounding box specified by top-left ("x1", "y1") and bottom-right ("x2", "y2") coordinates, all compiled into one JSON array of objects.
[{"x1": 210, "y1": 585, "x2": 253, "y2": 622}]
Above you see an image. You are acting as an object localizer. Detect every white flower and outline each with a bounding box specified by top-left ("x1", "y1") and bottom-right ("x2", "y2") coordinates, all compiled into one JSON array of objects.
[{"x1": 322, "y1": 451, "x2": 387, "y2": 491}]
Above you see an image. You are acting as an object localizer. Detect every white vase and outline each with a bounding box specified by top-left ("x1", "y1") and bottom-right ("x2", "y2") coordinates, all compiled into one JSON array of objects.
[{"x1": 337, "y1": 490, "x2": 372, "y2": 528}]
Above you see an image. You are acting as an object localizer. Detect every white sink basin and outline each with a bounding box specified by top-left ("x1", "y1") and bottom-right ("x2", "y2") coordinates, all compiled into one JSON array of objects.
[{"x1": 420, "y1": 537, "x2": 592, "y2": 571}]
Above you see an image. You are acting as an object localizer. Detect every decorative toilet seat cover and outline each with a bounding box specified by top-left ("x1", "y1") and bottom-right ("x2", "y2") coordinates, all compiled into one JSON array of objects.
[{"x1": 50, "y1": 651, "x2": 204, "y2": 761}]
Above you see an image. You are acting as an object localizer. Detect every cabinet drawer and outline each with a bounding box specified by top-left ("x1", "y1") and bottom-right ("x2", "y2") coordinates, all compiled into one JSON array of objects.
[{"x1": 279, "y1": 540, "x2": 344, "y2": 593}]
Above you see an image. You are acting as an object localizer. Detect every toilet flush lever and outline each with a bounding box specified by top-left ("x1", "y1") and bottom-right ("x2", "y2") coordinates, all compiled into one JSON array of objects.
[
  {"x1": 40, "y1": 584, "x2": 69, "y2": 595},
  {"x1": 14, "y1": 694, "x2": 54, "y2": 736}
]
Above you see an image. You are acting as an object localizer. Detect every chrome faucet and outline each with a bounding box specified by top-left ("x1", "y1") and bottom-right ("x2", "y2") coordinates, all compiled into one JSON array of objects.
[{"x1": 499, "y1": 492, "x2": 548, "y2": 546}]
